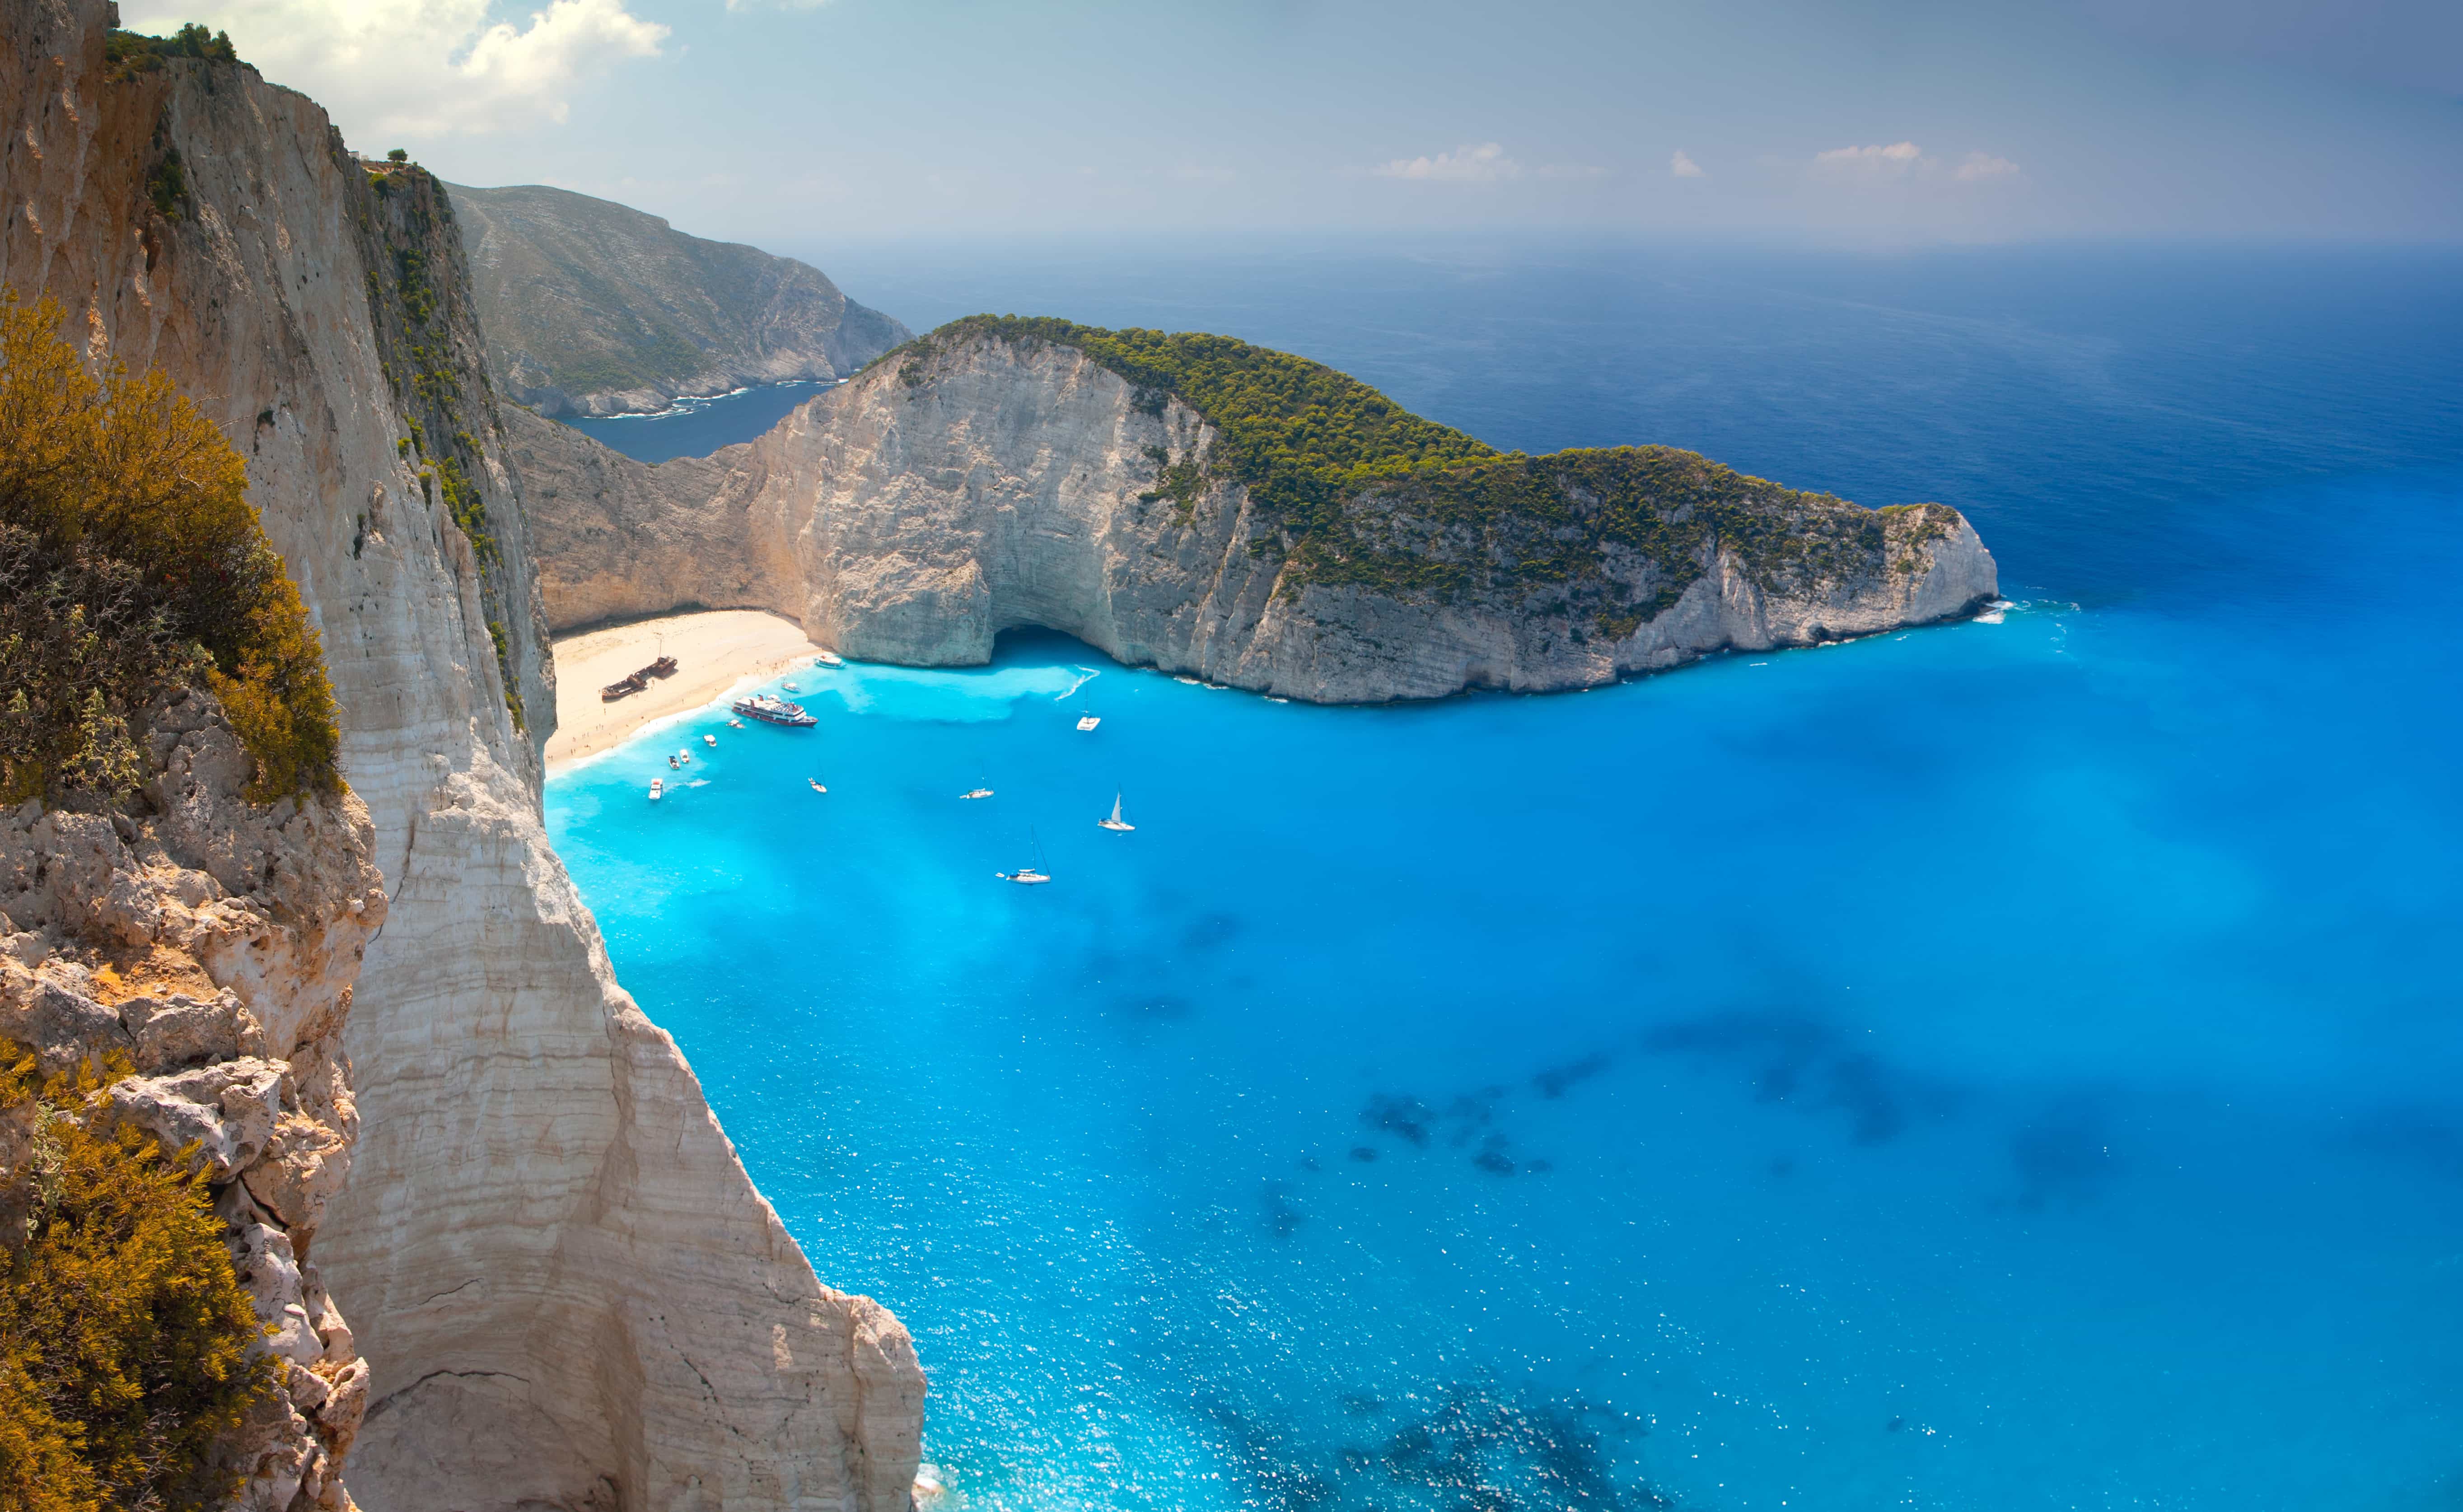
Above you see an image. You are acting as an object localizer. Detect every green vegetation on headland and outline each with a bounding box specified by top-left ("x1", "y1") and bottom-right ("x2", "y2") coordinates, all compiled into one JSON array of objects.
[
  {"x1": 0, "y1": 293, "x2": 341, "y2": 808},
  {"x1": 0, "y1": 1052, "x2": 275, "y2": 1511},
  {"x1": 888, "y1": 315, "x2": 1960, "y2": 625},
  {"x1": 103, "y1": 23, "x2": 239, "y2": 80}
]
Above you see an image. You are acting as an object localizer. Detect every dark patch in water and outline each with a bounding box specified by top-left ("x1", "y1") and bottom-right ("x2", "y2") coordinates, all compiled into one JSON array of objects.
[
  {"x1": 2349, "y1": 1106, "x2": 2463, "y2": 1181},
  {"x1": 2010, "y1": 1097, "x2": 2119, "y2": 1208},
  {"x1": 1349, "y1": 1145, "x2": 1379, "y2": 1162},
  {"x1": 1533, "y1": 1051, "x2": 1613, "y2": 1099},
  {"x1": 1473, "y1": 1134, "x2": 1517, "y2": 1176},
  {"x1": 1201, "y1": 1381, "x2": 1664, "y2": 1512},
  {"x1": 1364, "y1": 1094, "x2": 1436, "y2": 1148},
  {"x1": 1262, "y1": 1179, "x2": 1305, "y2": 1238},
  {"x1": 1645, "y1": 1011, "x2": 1950, "y2": 1146},
  {"x1": 1183, "y1": 912, "x2": 1243, "y2": 952}
]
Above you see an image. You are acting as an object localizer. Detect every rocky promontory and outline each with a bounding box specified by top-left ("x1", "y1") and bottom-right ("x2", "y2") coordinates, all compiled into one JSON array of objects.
[
  {"x1": 512, "y1": 317, "x2": 1998, "y2": 701},
  {"x1": 446, "y1": 182, "x2": 910, "y2": 418}
]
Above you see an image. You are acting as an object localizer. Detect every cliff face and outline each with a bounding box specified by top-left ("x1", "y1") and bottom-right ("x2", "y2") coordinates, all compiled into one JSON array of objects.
[
  {"x1": 446, "y1": 182, "x2": 910, "y2": 417},
  {"x1": 0, "y1": 6, "x2": 920, "y2": 1509},
  {"x1": 515, "y1": 331, "x2": 1998, "y2": 700},
  {"x1": 0, "y1": 694, "x2": 385, "y2": 1509}
]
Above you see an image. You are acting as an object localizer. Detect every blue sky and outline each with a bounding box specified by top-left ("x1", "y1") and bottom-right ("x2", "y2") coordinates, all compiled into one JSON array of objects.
[{"x1": 128, "y1": 0, "x2": 2463, "y2": 249}]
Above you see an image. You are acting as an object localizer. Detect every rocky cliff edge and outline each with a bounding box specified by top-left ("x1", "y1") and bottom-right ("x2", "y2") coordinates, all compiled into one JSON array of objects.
[{"x1": 0, "y1": 5, "x2": 922, "y2": 1508}]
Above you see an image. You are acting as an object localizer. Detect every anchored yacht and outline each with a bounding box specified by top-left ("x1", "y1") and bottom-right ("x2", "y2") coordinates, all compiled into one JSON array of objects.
[{"x1": 1097, "y1": 793, "x2": 1135, "y2": 832}]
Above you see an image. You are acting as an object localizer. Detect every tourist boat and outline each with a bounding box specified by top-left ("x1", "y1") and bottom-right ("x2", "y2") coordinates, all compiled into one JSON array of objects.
[
  {"x1": 809, "y1": 779, "x2": 827, "y2": 794},
  {"x1": 814, "y1": 651, "x2": 845, "y2": 669},
  {"x1": 703, "y1": 734, "x2": 717, "y2": 747},
  {"x1": 782, "y1": 681, "x2": 800, "y2": 692},
  {"x1": 1097, "y1": 793, "x2": 1134, "y2": 832},
  {"x1": 959, "y1": 787, "x2": 993, "y2": 801},
  {"x1": 1075, "y1": 712, "x2": 1101, "y2": 732},
  {"x1": 996, "y1": 832, "x2": 1052, "y2": 885},
  {"x1": 648, "y1": 778, "x2": 663, "y2": 802},
  {"x1": 731, "y1": 693, "x2": 817, "y2": 728}
]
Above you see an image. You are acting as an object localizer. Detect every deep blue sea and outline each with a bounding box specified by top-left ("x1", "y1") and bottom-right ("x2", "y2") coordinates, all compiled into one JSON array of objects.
[
  {"x1": 547, "y1": 244, "x2": 2463, "y2": 1511},
  {"x1": 561, "y1": 378, "x2": 835, "y2": 463}
]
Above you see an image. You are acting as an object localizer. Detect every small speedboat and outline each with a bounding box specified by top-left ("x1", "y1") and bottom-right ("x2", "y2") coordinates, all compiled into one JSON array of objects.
[
  {"x1": 676, "y1": 749, "x2": 692, "y2": 766},
  {"x1": 782, "y1": 681, "x2": 800, "y2": 692},
  {"x1": 1075, "y1": 712, "x2": 1101, "y2": 732},
  {"x1": 728, "y1": 718, "x2": 744, "y2": 728},
  {"x1": 1097, "y1": 792, "x2": 1134, "y2": 833},
  {"x1": 814, "y1": 651, "x2": 846, "y2": 668},
  {"x1": 703, "y1": 734, "x2": 717, "y2": 748},
  {"x1": 809, "y1": 779, "x2": 828, "y2": 794},
  {"x1": 649, "y1": 778, "x2": 663, "y2": 802},
  {"x1": 959, "y1": 787, "x2": 993, "y2": 801},
  {"x1": 668, "y1": 754, "x2": 679, "y2": 770}
]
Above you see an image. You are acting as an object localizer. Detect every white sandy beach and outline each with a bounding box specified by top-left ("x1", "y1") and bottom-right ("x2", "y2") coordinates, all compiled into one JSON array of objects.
[{"x1": 544, "y1": 610, "x2": 826, "y2": 771}]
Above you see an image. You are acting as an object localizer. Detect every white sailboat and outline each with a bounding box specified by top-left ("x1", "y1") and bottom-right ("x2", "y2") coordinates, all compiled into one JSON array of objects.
[
  {"x1": 996, "y1": 830, "x2": 1052, "y2": 885},
  {"x1": 1097, "y1": 792, "x2": 1134, "y2": 832},
  {"x1": 1075, "y1": 710, "x2": 1101, "y2": 732},
  {"x1": 959, "y1": 786, "x2": 993, "y2": 800},
  {"x1": 809, "y1": 778, "x2": 828, "y2": 794}
]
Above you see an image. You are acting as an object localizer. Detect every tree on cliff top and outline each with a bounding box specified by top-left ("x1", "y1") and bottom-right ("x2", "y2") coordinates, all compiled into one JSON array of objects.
[{"x1": 0, "y1": 293, "x2": 341, "y2": 807}]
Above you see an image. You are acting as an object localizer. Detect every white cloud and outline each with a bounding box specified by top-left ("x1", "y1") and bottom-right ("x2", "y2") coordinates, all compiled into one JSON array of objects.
[
  {"x1": 1670, "y1": 149, "x2": 1705, "y2": 178},
  {"x1": 1811, "y1": 140, "x2": 1929, "y2": 178},
  {"x1": 1374, "y1": 142, "x2": 1521, "y2": 182},
  {"x1": 1809, "y1": 142, "x2": 2021, "y2": 187},
  {"x1": 118, "y1": 0, "x2": 669, "y2": 138}
]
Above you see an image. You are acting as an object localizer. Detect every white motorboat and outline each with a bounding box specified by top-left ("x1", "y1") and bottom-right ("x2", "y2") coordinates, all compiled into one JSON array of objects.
[
  {"x1": 814, "y1": 651, "x2": 846, "y2": 668},
  {"x1": 728, "y1": 718, "x2": 744, "y2": 728},
  {"x1": 782, "y1": 681, "x2": 800, "y2": 692},
  {"x1": 1075, "y1": 712, "x2": 1101, "y2": 732},
  {"x1": 648, "y1": 778, "x2": 663, "y2": 802},
  {"x1": 676, "y1": 749, "x2": 692, "y2": 765},
  {"x1": 809, "y1": 778, "x2": 828, "y2": 794},
  {"x1": 703, "y1": 734, "x2": 717, "y2": 747},
  {"x1": 1097, "y1": 792, "x2": 1134, "y2": 832},
  {"x1": 960, "y1": 787, "x2": 993, "y2": 800}
]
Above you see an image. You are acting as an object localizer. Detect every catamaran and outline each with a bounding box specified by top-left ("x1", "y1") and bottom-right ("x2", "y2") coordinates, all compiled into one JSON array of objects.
[{"x1": 1097, "y1": 793, "x2": 1134, "y2": 832}]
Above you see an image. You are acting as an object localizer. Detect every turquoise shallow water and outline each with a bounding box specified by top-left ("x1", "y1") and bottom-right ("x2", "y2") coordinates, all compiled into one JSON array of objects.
[{"x1": 547, "y1": 247, "x2": 2463, "y2": 1510}]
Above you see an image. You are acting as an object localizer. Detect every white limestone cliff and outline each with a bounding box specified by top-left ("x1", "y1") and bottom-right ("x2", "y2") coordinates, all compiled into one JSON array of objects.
[
  {"x1": 0, "y1": 5, "x2": 922, "y2": 1507},
  {"x1": 511, "y1": 331, "x2": 1997, "y2": 700},
  {"x1": 0, "y1": 693, "x2": 385, "y2": 1509}
]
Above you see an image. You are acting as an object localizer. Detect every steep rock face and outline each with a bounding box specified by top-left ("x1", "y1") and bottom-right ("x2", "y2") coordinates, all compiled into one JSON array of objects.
[
  {"x1": 0, "y1": 6, "x2": 921, "y2": 1509},
  {"x1": 447, "y1": 181, "x2": 910, "y2": 417},
  {"x1": 515, "y1": 331, "x2": 1997, "y2": 700},
  {"x1": 0, "y1": 693, "x2": 384, "y2": 1510}
]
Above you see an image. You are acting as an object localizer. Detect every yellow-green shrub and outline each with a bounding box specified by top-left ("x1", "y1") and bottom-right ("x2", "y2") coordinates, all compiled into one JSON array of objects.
[
  {"x1": 0, "y1": 292, "x2": 340, "y2": 805},
  {"x1": 0, "y1": 1054, "x2": 275, "y2": 1509}
]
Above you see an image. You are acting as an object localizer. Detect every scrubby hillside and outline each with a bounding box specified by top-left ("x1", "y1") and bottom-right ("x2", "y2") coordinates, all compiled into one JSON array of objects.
[{"x1": 445, "y1": 182, "x2": 909, "y2": 417}]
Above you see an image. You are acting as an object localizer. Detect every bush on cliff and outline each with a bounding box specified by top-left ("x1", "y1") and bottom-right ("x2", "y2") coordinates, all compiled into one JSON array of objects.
[
  {"x1": 0, "y1": 1053, "x2": 276, "y2": 1510},
  {"x1": 0, "y1": 292, "x2": 341, "y2": 807},
  {"x1": 104, "y1": 24, "x2": 240, "y2": 80}
]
